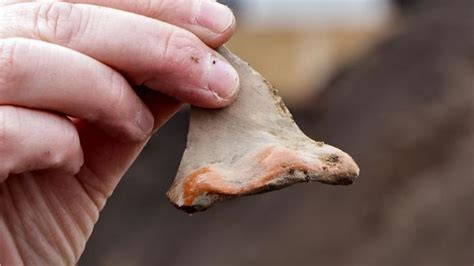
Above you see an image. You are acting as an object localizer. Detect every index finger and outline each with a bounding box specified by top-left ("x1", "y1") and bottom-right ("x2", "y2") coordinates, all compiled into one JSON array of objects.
[
  {"x1": 0, "y1": 2, "x2": 240, "y2": 108},
  {"x1": 1, "y1": 0, "x2": 236, "y2": 48},
  {"x1": 65, "y1": 0, "x2": 236, "y2": 48}
]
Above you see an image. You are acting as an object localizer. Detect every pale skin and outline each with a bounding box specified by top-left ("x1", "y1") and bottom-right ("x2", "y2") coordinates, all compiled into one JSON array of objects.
[{"x1": 0, "y1": 0, "x2": 239, "y2": 264}]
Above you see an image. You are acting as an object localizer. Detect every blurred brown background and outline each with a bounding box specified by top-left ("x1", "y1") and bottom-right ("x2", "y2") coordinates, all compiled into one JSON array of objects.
[{"x1": 80, "y1": 0, "x2": 474, "y2": 265}]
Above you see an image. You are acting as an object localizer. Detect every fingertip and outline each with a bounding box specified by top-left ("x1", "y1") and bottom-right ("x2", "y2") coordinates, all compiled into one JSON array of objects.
[
  {"x1": 184, "y1": 53, "x2": 240, "y2": 109},
  {"x1": 206, "y1": 55, "x2": 240, "y2": 105},
  {"x1": 197, "y1": 1, "x2": 235, "y2": 34},
  {"x1": 47, "y1": 121, "x2": 85, "y2": 175},
  {"x1": 101, "y1": 105, "x2": 154, "y2": 143},
  {"x1": 196, "y1": 1, "x2": 237, "y2": 48},
  {"x1": 133, "y1": 104, "x2": 155, "y2": 139},
  {"x1": 205, "y1": 19, "x2": 236, "y2": 49},
  {"x1": 64, "y1": 132, "x2": 85, "y2": 175}
]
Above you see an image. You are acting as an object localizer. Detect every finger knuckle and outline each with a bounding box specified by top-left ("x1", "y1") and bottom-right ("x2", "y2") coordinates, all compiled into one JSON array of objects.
[
  {"x1": 33, "y1": 2, "x2": 88, "y2": 45},
  {"x1": 0, "y1": 38, "x2": 21, "y2": 91}
]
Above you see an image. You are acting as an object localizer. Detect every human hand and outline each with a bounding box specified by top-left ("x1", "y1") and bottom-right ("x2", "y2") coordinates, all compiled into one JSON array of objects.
[{"x1": 0, "y1": 1, "x2": 238, "y2": 264}]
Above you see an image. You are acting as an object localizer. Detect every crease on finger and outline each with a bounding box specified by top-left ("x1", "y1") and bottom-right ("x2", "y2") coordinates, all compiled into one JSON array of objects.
[{"x1": 0, "y1": 0, "x2": 30, "y2": 7}]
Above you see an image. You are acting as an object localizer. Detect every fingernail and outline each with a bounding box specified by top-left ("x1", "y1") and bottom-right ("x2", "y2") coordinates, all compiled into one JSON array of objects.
[
  {"x1": 197, "y1": 1, "x2": 234, "y2": 34},
  {"x1": 207, "y1": 57, "x2": 239, "y2": 100},
  {"x1": 136, "y1": 106, "x2": 154, "y2": 138}
]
